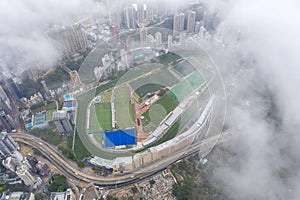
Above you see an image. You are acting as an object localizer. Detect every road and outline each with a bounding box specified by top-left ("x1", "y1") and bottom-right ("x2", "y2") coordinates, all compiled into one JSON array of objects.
[{"x1": 10, "y1": 131, "x2": 231, "y2": 188}]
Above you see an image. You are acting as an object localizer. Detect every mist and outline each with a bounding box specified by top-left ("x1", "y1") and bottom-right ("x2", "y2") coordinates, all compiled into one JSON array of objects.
[
  {"x1": 0, "y1": 0, "x2": 107, "y2": 73},
  {"x1": 1, "y1": 0, "x2": 299, "y2": 198},
  {"x1": 203, "y1": 0, "x2": 300, "y2": 199}
]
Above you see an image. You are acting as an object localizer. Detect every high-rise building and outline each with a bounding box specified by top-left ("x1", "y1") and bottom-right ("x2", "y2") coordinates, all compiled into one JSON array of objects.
[
  {"x1": 120, "y1": 49, "x2": 129, "y2": 68},
  {"x1": 109, "y1": 24, "x2": 119, "y2": 47},
  {"x1": 122, "y1": 5, "x2": 137, "y2": 29},
  {"x1": 16, "y1": 164, "x2": 36, "y2": 186},
  {"x1": 173, "y1": 12, "x2": 185, "y2": 37},
  {"x1": 2, "y1": 156, "x2": 16, "y2": 172},
  {"x1": 186, "y1": 11, "x2": 196, "y2": 33},
  {"x1": 52, "y1": 110, "x2": 73, "y2": 135},
  {"x1": 0, "y1": 109, "x2": 15, "y2": 132},
  {"x1": 137, "y1": 3, "x2": 145, "y2": 25},
  {"x1": 146, "y1": 3, "x2": 155, "y2": 22},
  {"x1": 0, "y1": 86, "x2": 12, "y2": 110},
  {"x1": 195, "y1": 21, "x2": 201, "y2": 33},
  {"x1": 7, "y1": 78, "x2": 22, "y2": 99},
  {"x1": 140, "y1": 27, "x2": 148, "y2": 46},
  {"x1": 47, "y1": 25, "x2": 88, "y2": 55},
  {"x1": 0, "y1": 133, "x2": 18, "y2": 159},
  {"x1": 40, "y1": 80, "x2": 51, "y2": 98},
  {"x1": 167, "y1": 35, "x2": 173, "y2": 50},
  {"x1": 155, "y1": 32, "x2": 162, "y2": 47}
]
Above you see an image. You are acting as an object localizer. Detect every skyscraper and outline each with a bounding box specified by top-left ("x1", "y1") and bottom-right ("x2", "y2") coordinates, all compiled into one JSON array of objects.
[
  {"x1": 0, "y1": 110, "x2": 15, "y2": 133},
  {"x1": 137, "y1": 3, "x2": 145, "y2": 25},
  {"x1": 173, "y1": 12, "x2": 185, "y2": 37},
  {"x1": 52, "y1": 110, "x2": 73, "y2": 135},
  {"x1": 47, "y1": 25, "x2": 88, "y2": 55},
  {"x1": 122, "y1": 5, "x2": 137, "y2": 29},
  {"x1": 140, "y1": 27, "x2": 148, "y2": 46},
  {"x1": 155, "y1": 32, "x2": 162, "y2": 47},
  {"x1": 186, "y1": 11, "x2": 196, "y2": 33},
  {"x1": 0, "y1": 133, "x2": 18, "y2": 159},
  {"x1": 110, "y1": 24, "x2": 119, "y2": 47},
  {"x1": 16, "y1": 164, "x2": 36, "y2": 186},
  {"x1": 7, "y1": 78, "x2": 22, "y2": 99}
]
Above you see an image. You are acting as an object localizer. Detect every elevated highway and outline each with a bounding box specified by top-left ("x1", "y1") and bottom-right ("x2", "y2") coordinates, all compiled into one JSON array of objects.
[{"x1": 11, "y1": 131, "x2": 232, "y2": 188}]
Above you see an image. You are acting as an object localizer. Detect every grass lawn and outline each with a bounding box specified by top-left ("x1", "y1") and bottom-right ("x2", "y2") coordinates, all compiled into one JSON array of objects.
[
  {"x1": 73, "y1": 129, "x2": 91, "y2": 160},
  {"x1": 157, "y1": 52, "x2": 182, "y2": 65},
  {"x1": 95, "y1": 103, "x2": 112, "y2": 130},
  {"x1": 173, "y1": 60, "x2": 196, "y2": 77},
  {"x1": 171, "y1": 71, "x2": 205, "y2": 102},
  {"x1": 31, "y1": 101, "x2": 57, "y2": 113},
  {"x1": 93, "y1": 133, "x2": 103, "y2": 145},
  {"x1": 114, "y1": 86, "x2": 135, "y2": 129},
  {"x1": 117, "y1": 63, "x2": 161, "y2": 84},
  {"x1": 89, "y1": 104, "x2": 101, "y2": 132},
  {"x1": 130, "y1": 69, "x2": 179, "y2": 98},
  {"x1": 142, "y1": 93, "x2": 179, "y2": 131},
  {"x1": 46, "y1": 110, "x2": 55, "y2": 121},
  {"x1": 101, "y1": 92, "x2": 112, "y2": 103},
  {"x1": 142, "y1": 104, "x2": 167, "y2": 133},
  {"x1": 31, "y1": 128, "x2": 62, "y2": 146}
]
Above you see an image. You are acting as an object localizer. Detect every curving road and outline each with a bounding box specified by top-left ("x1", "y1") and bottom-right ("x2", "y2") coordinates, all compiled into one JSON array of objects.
[{"x1": 10, "y1": 131, "x2": 231, "y2": 188}]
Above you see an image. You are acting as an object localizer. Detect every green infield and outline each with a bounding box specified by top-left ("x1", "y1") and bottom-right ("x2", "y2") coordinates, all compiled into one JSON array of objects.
[
  {"x1": 142, "y1": 104, "x2": 167, "y2": 133},
  {"x1": 171, "y1": 72, "x2": 205, "y2": 101},
  {"x1": 157, "y1": 52, "x2": 182, "y2": 65},
  {"x1": 117, "y1": 63, "x2": 161, "y2": 84},
  {"x1": 172, "y1": 60, "x2": 196, "y2": 77},
  {"x1": 89, "y1": 104, "x2": 101, "y2": 132},
  {"x1": 114, "y1": 86, "x2": 135, "y2": 129},
  {"x1": 95, "y1": 103, "x2": 112, "y2": 130},
  {"x1": 142, "y1": 93, "x2": 179, "y2": 132},
  {"x1": 130, "y1": 69, "x2": 179, "y2": 98}
]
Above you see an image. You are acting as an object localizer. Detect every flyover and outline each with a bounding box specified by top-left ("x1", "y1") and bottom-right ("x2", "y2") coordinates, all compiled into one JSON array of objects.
[{"x1": 11, "y1": 131, "x2": 232, "y2": 188}]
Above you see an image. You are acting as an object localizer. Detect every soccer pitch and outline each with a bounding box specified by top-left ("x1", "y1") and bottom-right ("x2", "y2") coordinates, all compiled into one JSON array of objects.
[
  {"x1": 114, "y1": 86, "x2": 135, "y2": 129},
  {"x1": 95, "y1": 103, "x2": 112, "y2": 131},
  {"x1": 130, "y1": 69, "x2": 179, "y2": 98}
]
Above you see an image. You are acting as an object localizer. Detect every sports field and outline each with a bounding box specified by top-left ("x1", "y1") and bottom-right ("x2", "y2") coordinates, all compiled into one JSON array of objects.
[
  {"x1": 114, "y1": 86, "x2": 135, "y2": 129},
  {"x1": 142, "y1": 104, "x2": 167, "y2": 133},
  {"x1": 95, "y1": 103, "x2": 112, "y2": 130},
  {"x1": 117, "y1": 63, "x2": 161, "y2": 84},
  {"x1": 157, "y1": 52, "x2": 182, "y2": 65},
  {"x1": 142, "y1": 93, "x2": 179, "y2": 133},
  {"x1": 171, "y1": 72, "x2": 205, "y2": 101},
  {"x1": 130, "y1": 69, "x2": 179, "y2": 98},
  {"x1": 104, "y1": 129, "x2": 136, "y2": 148},
  {"x1": 89, "y1": 104, "x2": 101, "y2": 132},
  {"x1": 172, "y1": 60, "x2": 196, "y2": 77}
]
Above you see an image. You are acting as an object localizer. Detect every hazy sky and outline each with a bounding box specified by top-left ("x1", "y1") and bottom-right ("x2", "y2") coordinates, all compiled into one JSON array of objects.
[
  {"x1": 204, "y1": 0, "x2": 300, "y2": 199},
  {"x1": 0, "y1": 0, "x2": 299, "y2": 198},
  {"x1": 0, "y1": 0, "x2": 107, "y2": 72}
]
